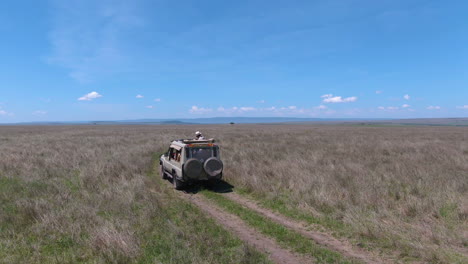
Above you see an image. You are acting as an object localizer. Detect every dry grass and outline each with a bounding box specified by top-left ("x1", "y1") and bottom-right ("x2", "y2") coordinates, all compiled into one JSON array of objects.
[
  {"x1": 0, "y1": 124, "x2": 466, "y2": 263},
  {"x1": 213, "y1": 124, "x2": 468, "y2": 263},
  {"x1": 0, "y1": 125, "x2": 269, "y2": 264}
]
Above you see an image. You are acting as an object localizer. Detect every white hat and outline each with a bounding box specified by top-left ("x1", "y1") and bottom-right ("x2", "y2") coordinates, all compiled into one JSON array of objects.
[{"x1": 195, "y1": 131, "x2": 201, "y2": 136}]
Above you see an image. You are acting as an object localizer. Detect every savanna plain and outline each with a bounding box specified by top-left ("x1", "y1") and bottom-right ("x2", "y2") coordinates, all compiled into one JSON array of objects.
[{"x1": 0, "y1": 124, "x2": 466, "y2": 264}]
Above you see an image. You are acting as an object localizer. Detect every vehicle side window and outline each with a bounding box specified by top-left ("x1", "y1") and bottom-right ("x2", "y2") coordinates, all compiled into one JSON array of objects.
[
  {"x1": 169, "y1": 148, "x2": 175, "y2": 160},
  {"x1": 176, "y1": 150, "x2": 181, "y2": 162},
  {"x1": 169, "y1": 147, "x2": 181, "y2": 162}
]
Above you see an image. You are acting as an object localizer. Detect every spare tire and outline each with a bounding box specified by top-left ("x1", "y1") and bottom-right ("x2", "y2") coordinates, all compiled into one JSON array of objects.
[
  {"x1": 204, "y1": 157, "x2": 223, "y2": 177},
  {"x1": 183, "y1": 158, "x2": 203, "y2": 179}
]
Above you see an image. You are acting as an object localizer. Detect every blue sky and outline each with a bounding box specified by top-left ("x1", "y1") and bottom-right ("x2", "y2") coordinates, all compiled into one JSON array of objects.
[{"x1": 0, "y1": 0, "x2": 467, "y2": 122}]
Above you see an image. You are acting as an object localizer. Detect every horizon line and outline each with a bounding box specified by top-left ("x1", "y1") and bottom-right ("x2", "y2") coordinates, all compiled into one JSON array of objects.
[{"x1": 1, "y1": 116, "x2": 467, "y2": 125}]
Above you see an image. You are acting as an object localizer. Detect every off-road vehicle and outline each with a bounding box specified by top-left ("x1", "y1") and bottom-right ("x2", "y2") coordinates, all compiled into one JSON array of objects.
[{"x1": 159, "y1": 138, "x2": 223, "y2": 190}]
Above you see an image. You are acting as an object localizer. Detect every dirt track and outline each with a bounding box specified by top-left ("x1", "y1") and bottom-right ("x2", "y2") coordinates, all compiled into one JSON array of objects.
[
  {"x1": 165, "y1": 176, "x2": 394, "y2": 264},
  {"x1": 179, "y1": 192, "x2": 314, "y2": 264},
  {"x1": 223, "y1": 192, "x2": 392, "y2": 264}
]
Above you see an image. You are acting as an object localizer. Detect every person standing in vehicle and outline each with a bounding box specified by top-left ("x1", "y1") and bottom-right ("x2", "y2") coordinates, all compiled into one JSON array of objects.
[{"x1": 195, "y1": 131, "x2": 205, "y2": 140}]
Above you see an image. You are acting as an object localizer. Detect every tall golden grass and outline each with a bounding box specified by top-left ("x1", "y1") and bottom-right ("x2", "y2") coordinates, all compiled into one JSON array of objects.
[
  {"x1": 0, "y1": 125, "x2": 267, "y2": 263},
  {"x1": 0, "y1": 124, "x2": 466, "y2": 263},
  {"x1": 214, "y1": 124, "x2": 468, "y2": 263}
]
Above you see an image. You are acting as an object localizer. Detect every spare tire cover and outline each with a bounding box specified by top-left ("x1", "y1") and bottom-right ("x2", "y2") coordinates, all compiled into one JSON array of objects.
[
  {"x1": 204, "y1": 157, "x2": 223, "y2": 176},
  {"x1": 184, "y1": 158, "x2": 203, "y2": 178}
]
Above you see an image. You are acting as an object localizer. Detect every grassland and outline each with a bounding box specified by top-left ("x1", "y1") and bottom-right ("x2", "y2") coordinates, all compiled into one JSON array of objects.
[
  {"x1": 201, "y1": 190, "x2": 359, "y2": 264},
  {"x1": 0, "y1": 124, "x2": 466, "y2": 263},
  {"x1": 214, "y1": 124, "x2": 468, "y2": 263},
  {"x1": 0, "y1": 125, "x2": 270, "y2": 264}
]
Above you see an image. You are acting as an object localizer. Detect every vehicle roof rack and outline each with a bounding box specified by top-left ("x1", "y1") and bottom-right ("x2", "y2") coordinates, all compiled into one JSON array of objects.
[{"x1": 180, "y1": 138, "x2": 215, "y2": 144}]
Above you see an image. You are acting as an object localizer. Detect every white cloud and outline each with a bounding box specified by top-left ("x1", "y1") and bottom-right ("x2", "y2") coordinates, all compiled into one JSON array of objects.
[
  {"x1": 154, "y1": 98, "x2": 161, "y2": 102},
  {"x1": 216, "y1": 105, "x2": 305, "y2": 114},
  {"x1": 258, "y1": 100, "x2": 265, "y2": 103},
  {"x1": 427, "y1": 106, "x2": 441, "y2": 110},
  {"x1": 136, "y1": 94, "x2": 144, "y2": 98},
  {"x1": 403, "y1": 94, "x2": 410, "y2": 100},
  {"x1": 78, "y1": 91, "x2": 102, "y2": 101},
  {"x1": 322, "y1": 94, "x2": 357, "y2": 103},
  {"x1": 401, "y1": 104, "x2": 410, "y2": 108},
  {"x1": 191, "y1": 104, "x2": 364, "y2": 117},
  {"x1": 0, "y1": 110, "x2": 13, "y2": 116},
  {"x1": 33, "y1": 110, "x2": 47, "y2": 115},
  {"x1": 146, "y1": 105, "x2": 154, "y2": 109},
  {"x1": 457, "y1": 105, "x2": 468, "y2": 109},
  {"x1": 240, "y1": 107, "x2": 256, "y2": 112},
  {"x1": 378, "y1": 106, "x2": 399, "y2": 110},
  {"x1": 189, "y1": 106, "x2": 212, "y2": 114},
  {"x1": 375, "y1": 90, "x2": 383, "y2": 94},
  {"x1": 315, "y1": 105, "x2": 327, "y2": 110},
  {"x1": 217, "y1": 106, "x2": 241, "y2": 114}
]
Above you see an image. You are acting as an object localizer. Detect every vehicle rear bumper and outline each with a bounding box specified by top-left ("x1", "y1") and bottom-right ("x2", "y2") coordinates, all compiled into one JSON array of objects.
[{"x1": 182, "y1": 172, "x2": 222, "y2": 182}]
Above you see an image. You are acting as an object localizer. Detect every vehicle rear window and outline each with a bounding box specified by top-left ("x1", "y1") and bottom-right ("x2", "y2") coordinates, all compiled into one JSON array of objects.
[{"x1": 188, "y1": 147, "x2": 214, "y2": 161}]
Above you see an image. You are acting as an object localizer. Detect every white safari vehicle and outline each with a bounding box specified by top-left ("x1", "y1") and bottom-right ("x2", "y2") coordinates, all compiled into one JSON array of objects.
[{"x1": 159, "y1": 139, "x2": 223, "y2": 190}]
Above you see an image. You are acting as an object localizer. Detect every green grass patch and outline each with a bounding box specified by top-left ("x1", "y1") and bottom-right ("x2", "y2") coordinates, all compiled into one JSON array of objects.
[
  {"x1": 138, "y1": 200, "x2": 271, "y2": 264},
  {"x1": 41, "y1": 235, "x2": 77, "y2": 255},
  {"x1": 202, "y1": 190, "x2": 361, "y2": 264},
  {"x1": 63, "y1": 170, "x2": 82, "y2": 193},
  {"x1": 233, "y1": 188, "x2": 401, "y2": 255},
  {"x1": 0, "y1": 176, "x2": 90, "y2": 263},
  {"x1": 439, "y1": 203, "x2": 458, "y2": 220},
  {"x1": 234, "y1": 187, "x2": 403, "y2": 253},
  {"x1": 236, "y1": 187, "x2": 348, "y2": 235},
  {"x1": 0, "y1": 177, "x2": 23, "y2": 195},
  {"x1": 138, "y1": 163, "x2": 272, "y2": 264},
  {"x1": 233, "y1": 188, "x2": 468, "y2": 264},
  {"x1": 1, "y1": 161, "x2": 272, "y2": 264}
]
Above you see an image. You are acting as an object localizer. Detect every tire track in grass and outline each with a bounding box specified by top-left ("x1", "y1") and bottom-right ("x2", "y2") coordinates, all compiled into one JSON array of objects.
[
  {"x1": 201, "y1": 191, "x2": 362, "y2": 264},
  {"x1": 148, "y1": 162, "x2": 272, "y2": 264},
  {"x1": 178, "y1": 192, "x2": 314, "y2": 264},
  {"x1": 223, "y1": 192, "x2": 393, "y2": 264}
]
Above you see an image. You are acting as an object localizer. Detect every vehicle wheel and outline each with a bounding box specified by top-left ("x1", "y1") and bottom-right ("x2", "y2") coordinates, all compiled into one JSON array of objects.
[
  {"x1": 173, "y1": 176, "x2": 184, "y2": 190},
  {"x1": 160, "y1": 165, "x2": 167, "y2": 180}
]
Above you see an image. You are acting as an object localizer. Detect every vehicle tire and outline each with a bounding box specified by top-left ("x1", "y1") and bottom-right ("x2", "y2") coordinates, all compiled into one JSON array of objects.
[
  {"x1": 183, "y1": 158, "x2": 203, "y2": 179},
  {"x1": 204, "y1": 157, "x2": 223, "y2": 177},
  {"x1": 160, "y1": 165, "x2": 167, "y2": 180},
  {"x1": 173, "y1": 176, "x2": 184, "y2": 190}
]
